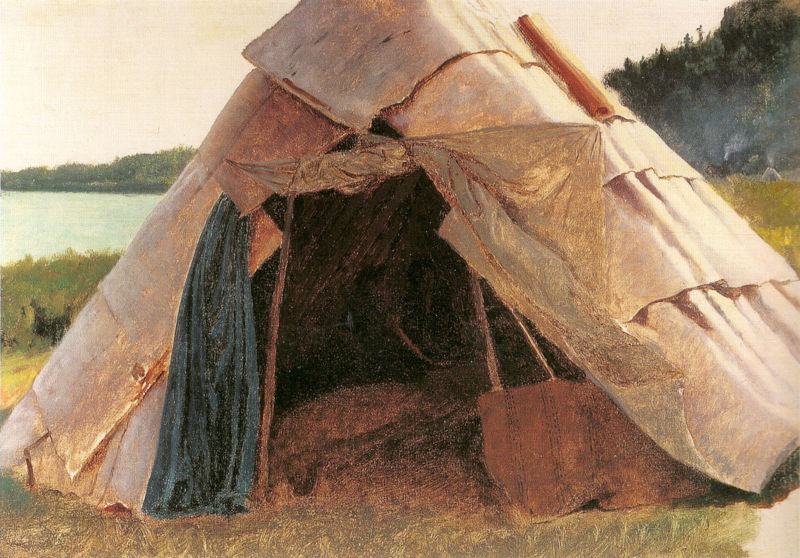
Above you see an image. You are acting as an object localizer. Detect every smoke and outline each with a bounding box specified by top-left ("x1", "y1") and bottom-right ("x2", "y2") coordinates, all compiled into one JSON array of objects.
[
  {"x1": 766, "y1": 144, "x2": 777, "y2": 168},
  {"x1": 603, "y1": 2, "x2": 800, "y2": 175},
  {"x1": 723, "y1": 131, "x2": 752, "y2": 162}
]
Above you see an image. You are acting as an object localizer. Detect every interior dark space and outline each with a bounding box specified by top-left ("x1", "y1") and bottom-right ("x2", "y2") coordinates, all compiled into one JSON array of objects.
[{"x1": 251, "y1": 169, "x2": 584, "y2": 419}]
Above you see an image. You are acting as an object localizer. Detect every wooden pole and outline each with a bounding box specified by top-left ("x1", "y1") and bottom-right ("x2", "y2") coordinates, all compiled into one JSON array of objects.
[
  {"x1": 252, "y1": 193, "x2": 296, "y2": 502},
  {"x1": 470, "y1": 271, "x2": 503, "y2": 392},
  {"x1": 516, "y1": 14, "x2": 615, "y2": 121},
  {"x1": 24, "y1": 449, "x2": 35, "y2": 490},
  {"x1": 510, "y1": 308, "x2": 557, "y2": 380}
]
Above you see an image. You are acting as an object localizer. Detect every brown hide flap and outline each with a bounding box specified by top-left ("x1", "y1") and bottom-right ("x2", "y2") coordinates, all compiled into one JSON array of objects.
[
  {"x1": 215, "y1": 80, "x2": 350, "y2": 214},
  {"x1": 478, "y1": 379, "x2": 710, "y2": 517}
]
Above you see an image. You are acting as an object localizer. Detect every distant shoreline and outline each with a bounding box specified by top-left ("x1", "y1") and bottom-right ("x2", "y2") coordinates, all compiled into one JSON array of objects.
[
  {"x1": 2, "y1": 183, "x2": 169, "y2": 194},
  {"x1": 1, "y1": 146, "x2": 195, "y2": 195}
]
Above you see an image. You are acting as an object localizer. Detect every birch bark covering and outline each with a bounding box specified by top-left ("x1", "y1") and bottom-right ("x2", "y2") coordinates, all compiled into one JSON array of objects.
[{"x1": 1, "y1": 0, "x2": 797, "y2": 511}]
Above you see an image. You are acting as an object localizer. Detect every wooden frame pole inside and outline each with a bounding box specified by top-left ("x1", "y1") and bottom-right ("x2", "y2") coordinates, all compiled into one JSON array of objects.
[
  {"x1": 470, "y1": 270, "x2": 503, "y2": 392},
  {"x1": 252, "y1": 193, "x2": 296, "y2": 502},
  {"x1": 510, "y1": 308, "x2": 556, "y2": 380}
]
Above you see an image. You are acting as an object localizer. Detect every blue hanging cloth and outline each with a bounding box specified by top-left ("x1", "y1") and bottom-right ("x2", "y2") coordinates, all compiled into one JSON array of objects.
[{"x1": 143, "y1": 194, "x2": 262, "y2": 518}]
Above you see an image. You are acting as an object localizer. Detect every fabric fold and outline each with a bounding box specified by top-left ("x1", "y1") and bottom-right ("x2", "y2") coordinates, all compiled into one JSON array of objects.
[{"x1": 143, "y1": 195, "x2": 261, "y2": 518}]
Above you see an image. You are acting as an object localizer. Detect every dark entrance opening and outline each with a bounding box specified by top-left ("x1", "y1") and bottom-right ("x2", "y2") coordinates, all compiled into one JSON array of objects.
[{"x1": 251, "y1": 169, "x2": 582, "y2": 416}]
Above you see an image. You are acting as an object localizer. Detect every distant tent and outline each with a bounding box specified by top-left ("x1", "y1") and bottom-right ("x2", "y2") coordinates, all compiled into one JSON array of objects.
[
  {"x1": 1, "y1": 0, "x2": 798, "y2": 517},
  {"x1": 762, "y1": 167, "x2": 783, "y2": 182}
]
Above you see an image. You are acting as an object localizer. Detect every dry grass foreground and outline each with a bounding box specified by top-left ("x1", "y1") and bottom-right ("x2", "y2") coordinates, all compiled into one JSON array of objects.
[{"x1": 0, "y1": 480, "x2": 759, "y2": 557}]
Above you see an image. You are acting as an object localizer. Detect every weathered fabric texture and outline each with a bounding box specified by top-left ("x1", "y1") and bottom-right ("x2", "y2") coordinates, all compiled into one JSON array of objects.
[
  {"x1": 2, "y1": 0, "x2": 798, "y2": 513},
  {"x1": 143, "y1": 195, "x2": 260, "y2": 518},
  {"x1": 243, "y1": 0, "x2": 542, "y2": 128},
  {"x1": 234, "y1": 124, "x2": 606, "y2": 289}
]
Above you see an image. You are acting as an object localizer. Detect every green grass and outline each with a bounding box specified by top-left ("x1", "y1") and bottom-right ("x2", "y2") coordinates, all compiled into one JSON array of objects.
[
  {"x1": 712, "y1": 176, "x2": 800, "y2": 272},
  {"x1": 0, "y1": 352, "x2": 50, "y2": 409},
  {"x1": 1, "y1": 250, "x2": 119, "y2": 408},
  {"x1": 1, "y1": 249, "x2": 120, "y2": 355},
  {"x1": 1, "y1": 361, "x2": 794, "y2": 558}
]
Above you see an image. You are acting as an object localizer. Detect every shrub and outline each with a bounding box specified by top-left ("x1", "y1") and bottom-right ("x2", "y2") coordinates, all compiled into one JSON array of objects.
[{"x1": 1, "y1": 250, "x2": 120, "y2": 353}]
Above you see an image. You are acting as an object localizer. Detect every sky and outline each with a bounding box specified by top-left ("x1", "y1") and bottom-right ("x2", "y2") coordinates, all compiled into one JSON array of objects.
[{"x1": 2, "y1": 0, "x2": 735, "y2": 171}]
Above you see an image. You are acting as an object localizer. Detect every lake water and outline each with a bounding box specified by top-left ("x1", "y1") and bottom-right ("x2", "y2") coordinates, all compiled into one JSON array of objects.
[{"x1": 1, "y1": 191, "x2": 163, "y2": 264}]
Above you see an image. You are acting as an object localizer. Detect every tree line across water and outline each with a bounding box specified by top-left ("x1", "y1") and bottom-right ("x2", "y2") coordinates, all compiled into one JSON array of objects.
[{"x1": 2, "y1": 146, "x2": 196, "y2": 193}]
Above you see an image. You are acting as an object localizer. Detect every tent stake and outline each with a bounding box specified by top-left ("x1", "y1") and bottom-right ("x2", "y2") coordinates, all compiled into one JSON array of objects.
[
  {"x1": 23, "y1": 449, "x2": 35, "y2": 490},
  {"x1": 252, "y1": 193, "x2": 296, "y2": 502},
  {"x1": 470, "y1": 271, "x2": 503, "y2": 392},
  {"x1": 510, "y1": 309, "x2": 557, "y2": 380}
]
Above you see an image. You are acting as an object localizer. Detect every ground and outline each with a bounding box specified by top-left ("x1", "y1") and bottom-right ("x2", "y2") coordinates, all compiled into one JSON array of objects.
[
  {"x1": 0, "y1": 352, "x2": 49, "y2": 409},
  {"x1": 0, "y1": 475, "x2": 764, "y2": 557}
]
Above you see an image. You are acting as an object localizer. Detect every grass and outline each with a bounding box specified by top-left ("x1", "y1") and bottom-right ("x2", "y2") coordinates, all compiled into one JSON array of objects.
[
  {"x1": 0, "y1": 476, "x2": 760, "y2": 557},
  {"x1": 0, "y1": 250, "x2": 119, "y2": 409},
  {"x1": 0, "y1": 352, "x2": 51, "y2": 409},
  {"x1": 3, "y1": 178, "x2": 795, "y2": 409},
  {"x1": 0, "y1": 179, "x2": 796, "y2": 402},
  {"x1": 1, "y1": 249, "x2": 121, "y2": 355},
  {"x1": 1, "y1": 370, "x2": 793, "y2": 558},
  {"x1": 712, "y1": 176, "x2": 800, "y2": 273}
]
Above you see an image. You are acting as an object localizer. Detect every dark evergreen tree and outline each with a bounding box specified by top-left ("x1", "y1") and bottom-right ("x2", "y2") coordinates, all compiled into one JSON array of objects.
[{"x1": 604, "y1": 0, "x2": 799, "y2": 174}]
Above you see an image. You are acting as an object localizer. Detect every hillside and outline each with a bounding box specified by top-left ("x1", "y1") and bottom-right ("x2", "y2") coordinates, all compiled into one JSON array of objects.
[
  {"x1": 604, "y1": 0, "x2": 800, "y2": 175},
  {"x1": 1, "y1": 146, "x2": 195, "y2": 193}
]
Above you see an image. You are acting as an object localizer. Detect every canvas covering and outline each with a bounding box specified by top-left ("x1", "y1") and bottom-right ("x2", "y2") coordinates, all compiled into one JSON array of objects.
[{"x1": 1, "y1": 0, "x2": 798, "y2": 509}]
